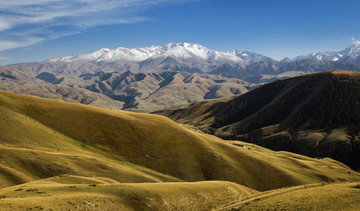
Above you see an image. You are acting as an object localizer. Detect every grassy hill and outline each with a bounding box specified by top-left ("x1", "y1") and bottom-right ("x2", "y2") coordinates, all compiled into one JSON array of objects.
[
  {"x1": 159, "y1": 70, "x2": 360, "y2": 170},
  {"x1": 0, "y1": 175, "x2": 256, "y2": 210},
  {"x1": 219, "y1": 182, "x2": 360, "y2": 210},
  {"x1": 1, "y1": 90, "x2": 360, "y2": 209}
]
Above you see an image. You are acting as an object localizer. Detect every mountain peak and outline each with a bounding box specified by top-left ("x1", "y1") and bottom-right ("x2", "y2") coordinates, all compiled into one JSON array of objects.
[
  {"x1": 293, "y1": 45, "x2": 360, "y2": 62},
  {"x1": 45, "y1": 42, "x2": 257, "y2": 64},
  {"x1": 227, "y1": 49, "x2": 273, "y2": 62}
]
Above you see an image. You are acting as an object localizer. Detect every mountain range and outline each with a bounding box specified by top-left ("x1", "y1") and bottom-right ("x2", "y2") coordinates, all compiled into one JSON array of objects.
[
  {"x1": 3, "y1": 42, "x2": 360, "y2": 112},
  {"x1": 5, "y1": 42, "x2": 360, "y2": 85},
  {"x1": 0, "y1": 67, "x2": 251, "y2": 111}
]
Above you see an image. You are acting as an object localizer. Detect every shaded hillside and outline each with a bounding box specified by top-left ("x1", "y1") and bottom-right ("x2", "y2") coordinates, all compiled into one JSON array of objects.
[
  {"x1": 0, "y1": 67, "x2": 251, "y2": 111},
  {"x1": 1, "y1": 91, "x2": 359, "y2": 192},
  {"x1": 159, "y1": 71, "x2": 360, "y2": 170}
]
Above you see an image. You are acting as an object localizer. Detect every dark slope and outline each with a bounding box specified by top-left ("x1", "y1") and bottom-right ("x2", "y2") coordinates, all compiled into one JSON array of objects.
[{"x1": 159, "y1": 71, "x2": 360, "y2": 170}]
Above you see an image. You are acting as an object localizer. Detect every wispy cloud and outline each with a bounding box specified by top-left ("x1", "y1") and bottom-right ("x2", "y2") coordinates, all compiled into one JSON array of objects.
[
  {"x1": 0, "y1": 0, "x2": 191, "y2": 51},
  {"x1": 0, "y1": 37, "x2": 44, "y2": 51}
]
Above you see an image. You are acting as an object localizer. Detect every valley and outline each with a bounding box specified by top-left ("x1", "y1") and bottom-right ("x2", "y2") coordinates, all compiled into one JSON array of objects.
[
  {"x1": 0, "y1": 90, "x2": 359, "y2": 210},
  {"x1": 2, "y1": 0, "x2": 360, "y2": 209}
]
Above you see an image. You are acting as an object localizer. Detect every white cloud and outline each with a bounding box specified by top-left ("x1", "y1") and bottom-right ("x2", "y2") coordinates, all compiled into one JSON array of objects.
[
  {"x1": 0, "y1": 37, "x2": 44, "y2": 51},
  {"x1": 352, "y1": 37, "x2": 360, "y2": 47},
  {"x1": 0, "y1": 20, "x2": 11, "y2": 31},
  {"x1": 0, "y1": 0, "x2": 192, "y2": 51}
]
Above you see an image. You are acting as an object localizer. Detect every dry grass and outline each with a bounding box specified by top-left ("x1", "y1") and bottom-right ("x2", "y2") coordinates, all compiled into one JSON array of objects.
[
  {"x1": 220, "y1": 182, "x2": 360, "y2": 210},
  {"x1": 1, "y1": 90, "x2": 360, "y2": 209},
  {"x1": 1, "y1": 90, "x2": 360, "y2": 190},
  {"x1": 330, "y1": 70, "x2": 360, "y2": 77},
  {"x1": 0, "y1": 175, "x2": 255, "y2": 211}
]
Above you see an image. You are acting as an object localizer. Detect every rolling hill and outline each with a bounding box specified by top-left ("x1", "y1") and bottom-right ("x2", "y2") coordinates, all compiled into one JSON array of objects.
[
  {"x1": 218, "y1": 182, "x2": 360, "y2": 210},
  {"x1": 0, "y1": 67, "x2": 251, "y2": 111},
  {"x1": 1, "y1": 90, "x2": 360, "y2": 209},
  {"x1": 159, "y1": 70, "x2": 360, "y2": 170}
]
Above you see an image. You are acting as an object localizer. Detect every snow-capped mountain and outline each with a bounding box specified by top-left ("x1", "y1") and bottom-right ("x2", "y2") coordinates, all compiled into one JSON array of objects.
[
  {"x1": 293, "y1": 45, "x2": 360, "y2": 62},
  {"x1": 47, "y1": 46, "x2": 163, "y2": 63},
  {"x1": 294, "y1": 51, "x2": 342, "y2": 61},
  {"x1": 8, "y1": 42, "x2": 360, "y2": 84},
  {"x1": 156, "y1": 43, "x2": 243, "y2": 63},
  {"x1": 227, "y1": 50, "x2": 273, "y2": 63},
  {"x1": 46, "y1": 42, "x2": 264, "y2": 64}
]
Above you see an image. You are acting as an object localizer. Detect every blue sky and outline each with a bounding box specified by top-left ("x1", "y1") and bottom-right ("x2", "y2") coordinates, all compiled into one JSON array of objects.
[{"x1": 0, "y1": 0, "x2": 360, "y2": 65}]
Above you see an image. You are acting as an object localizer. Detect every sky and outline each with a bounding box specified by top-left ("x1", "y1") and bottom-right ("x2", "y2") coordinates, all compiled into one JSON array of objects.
[{"x1": 0, "y1": 0, "x2": 360, "y2": 65}]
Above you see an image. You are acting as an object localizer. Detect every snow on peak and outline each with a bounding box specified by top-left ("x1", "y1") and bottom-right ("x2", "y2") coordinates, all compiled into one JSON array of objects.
[
  {"x1": 156, "y1": 42, "x2": 244, "y2": 62},
  {"x1": 227, "y1": 49, "x2": 272, "y2": 62},
  {"x1": 293, "y1": 45, "x2": 360, "y2": 62},
  {"x1": 46, "y1": 42, "x2": 253, "y2": 63}
]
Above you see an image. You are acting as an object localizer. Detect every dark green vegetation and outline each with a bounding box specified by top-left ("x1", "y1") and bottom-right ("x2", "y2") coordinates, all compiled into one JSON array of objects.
[{"x1": 159, "y1": 71, "x2": 360, "y2": 170}]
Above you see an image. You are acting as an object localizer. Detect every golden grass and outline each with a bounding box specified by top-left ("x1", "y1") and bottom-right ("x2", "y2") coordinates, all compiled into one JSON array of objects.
[
  {"x1": 0, "y1": 175, "x2": 255, "y2": 211},
  {"x1": 330, "y1": 70, "x2": 360, "y2": 77},
  {"x1": 0, "y1": 90, "x2": 360, "y2": 193},
  {"x1": 220, "y1": 182, "x2": 360, "y2": 210}
]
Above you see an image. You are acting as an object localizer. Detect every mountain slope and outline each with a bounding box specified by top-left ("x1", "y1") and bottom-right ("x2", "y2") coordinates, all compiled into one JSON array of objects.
[
  {"x1": 83, "y1": 70, "x2": 250, "y2": 111},
  {"x1": 1, "y1": 91, "x2": 360, "y2": 209},
  {"x1": 1, "y1": 91, "x2": 359, "y2": 192},
  {"x1": 159, "y1": 70, "x2": 360, "y2": 170},
  {"x1": 0, "y1": 67, "x2": 251, "y2": 111}
]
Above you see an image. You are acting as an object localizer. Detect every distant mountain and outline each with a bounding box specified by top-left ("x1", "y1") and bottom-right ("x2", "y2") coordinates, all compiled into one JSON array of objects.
[
  {"x1": 158, "y1": 70, "x2": 360, "y2": 170},
  {"x1": 46, "y1": 42, "x2": 253, "y2": 64},
  {"x1": 0, "y1": 67, "x2": 251, "y2": 111},
  {"x1": 227, "y1": 49, "x2": 273, "y2": 63},
  {"x1": 5, "y1": 42, "x2": 360, "y2": 84},
  {"x1": 5, "y1": 43, "x2": 267, "y2": 79},
  {"x1": 294, "y1": 45, "x2": 360, "y2": 62}
]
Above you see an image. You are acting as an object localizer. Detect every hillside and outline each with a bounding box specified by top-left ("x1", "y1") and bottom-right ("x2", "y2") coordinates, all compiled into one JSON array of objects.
[
  {"x1": 2, "y1": 90, "x2": 359, "y2": 190},
  {"x1": 219, "y1": 182, "x2": 360, "y2": 210},
  {"x1": 0, "y1": 67, "x2": 251, "y2": 111},
  {"x1": 0, "y1": 175, "x2": 255, "y2": 210},
  {"x1": 1, "y1": 91, "x2": 360, "y2": 209},
  {"x1": 0, "y1": 92, "x2": 360, "y2": 209},
  {"x1": 159, "y1": 70, "x2": 360, "y2": 170}
]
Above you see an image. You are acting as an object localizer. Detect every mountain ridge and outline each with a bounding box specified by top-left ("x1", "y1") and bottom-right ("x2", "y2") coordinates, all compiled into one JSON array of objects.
[
  {"x1": 45, "y1": 42, "x2": 360, "y2": 64},
  {"x1": 0, "y1": 67, "x2": 251, "y2": 111},
  {"x1": 158, "y1": 70, "x2": 360, "y2": 170},
  {"x1": 7, "y1": 42, "x2": 360, "y2": 84}
]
